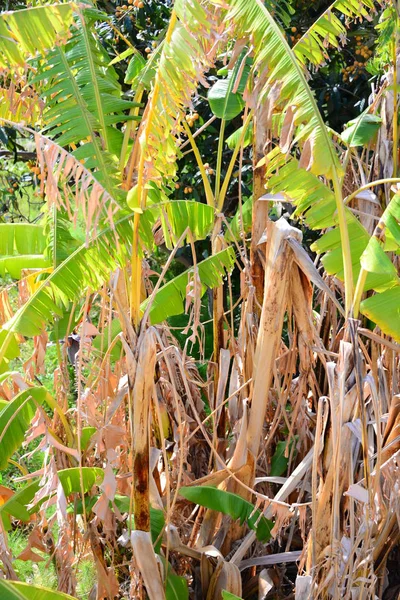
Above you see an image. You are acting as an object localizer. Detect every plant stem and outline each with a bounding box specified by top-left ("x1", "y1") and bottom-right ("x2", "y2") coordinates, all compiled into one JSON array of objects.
[
  {"x1": 215, "y1": 119, "x2": 226, "y2": 205},
  {"x1": 130, "y1": 212, "x2": 142, "y2": 328},
  {"x1": 129, "y1": 11, "x2": 177, "y2": 326},
  {"x1": 332, "y1": 171, "x2": 354, "y2": 315},
  {"x1": 0, "y1": 330, "x2": 13, "y2": 368},
  {"x1": 352, "y1": 268, "x2": 368, "y2": 319},
  {"x1": 182, "y1": 120, "x2": 215, "y2": 206},
  {"x1": 392, "y1": 24, "x2": 398, "y2": 177},
  {"x1": 250, "y1": 106, "x2": 268, "y2": 308},
  {"x1": 344, "y1": 178, "x2": 400, "y2": 205},
  {"x1": 119, "y1": 86, "x2": 144, "y2": 173},
  {"x1": 218, "y1": 110, "x2": 253, "y2": 212}
]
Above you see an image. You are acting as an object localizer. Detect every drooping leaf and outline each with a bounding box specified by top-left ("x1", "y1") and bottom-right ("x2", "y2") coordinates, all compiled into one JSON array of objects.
[
  {"x1": 158, "y1": 200, "x2": 215, "y2": 249},
  {"x1": 81, "y1": 427, "x2": 97, "y2": 451},
  {"x1": 32, "y1": 9, "x2": 139, "y2": 194},
  {"x1": 0, "y1": 201, "x2": 218, "y2": 346},
  {"x1": 312, "y1": 214, "x2": 397, "y2": 292},
  {"x1": 265, "y1": 0, "x2": 295, "y2": 26},
  {"x1": 0, "y1": 481, "x2": 41, "y2": 522},
  {"x1": 360, "y1": 237, "x2": 398, "y2": 278},
  {"x1": 0, "y1": 387, "x2": 52, "y2": 469},
  {"x1": 356, "y1": 193, "x2": 400, "y2": 338},
  {"x1": 0, "y1": 4, "x2": 73, "y2": 70},
  {"x1": 4, "y1": 469, "x2": 105, "y2": 523},
  {"x1": 43, "y1": 210, "x2": 81, "y2": 267},
  {"x1": 131, "y1": 0, "x2": 222, "y2": 186},
  {"x1": 294, "y1": 0, "x2": 375, "y2": 67},
  {"x1": 0, "y1": 580, "x2": 77, "y2": 600},
  {"x1": 227, "y1": 0, "x2": 341, "y2": 178},
  {"x1": 137, "y1": 198, "x2": 216, "y2": 250},
  {"x1": 58, "y1": 467, "x2": 104, "y2": 496},
  {"x1": 265, "y1": 148, "x2": 336, "y2": 230},
  {"x1": 125, "y1": 52, "x2": 146, "y2": 84},
  {"x1": 1, "y1": 214, "x2": 132, "y2": 339},
  {"x1": 179, "y1": 486, "x2": 273, "y2": 542},
  {"x1": 0, "y1": 330, "x2": 20, "y2": 374},
  {"x1": 0, "y1": 256, "x2": 51, "y2": 280}
]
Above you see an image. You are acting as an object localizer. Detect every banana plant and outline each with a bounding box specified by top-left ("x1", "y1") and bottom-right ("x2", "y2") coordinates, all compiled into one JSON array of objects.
[
  {"x1": 0, "y1": 2, "x2": 235, "y2": 345},
  {"x1": 0, "y1": 6, "x2": 235, "y2": 579},
  {"x1": 0, "y1": 1, "x2": 398, "y2": 597}
]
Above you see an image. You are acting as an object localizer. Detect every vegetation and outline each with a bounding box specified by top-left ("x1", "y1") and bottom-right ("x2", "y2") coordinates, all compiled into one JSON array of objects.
[{"x1": 0, "y1": 0, "x2": 399, "y2": 599}]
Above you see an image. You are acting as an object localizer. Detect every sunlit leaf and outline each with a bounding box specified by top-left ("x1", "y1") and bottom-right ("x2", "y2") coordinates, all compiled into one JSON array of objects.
[
  {"x1": 341, "y1": 113, "x2": 382, "y2": 147},
  {"x1": 360, "y1": 286, "x2": 400, "y2": 342},
  {"x1": 226, "y1": 124, "x2": 253, "y2": 150},
  {"x1": 0, "y1": 580, "x2": 76, "y2": 600},
  {"x1": 208, "y1": 70, "x2": 246, "y2": 121},
  {"x1": 125, "y1": 52, "x2": 146, "y2": 84},
  {"x1": 294, "y1": 0, "x2": 375, "y2": 67},
  {"x1": 0, "y1": 4, "x2": 74, "y2": 69}
]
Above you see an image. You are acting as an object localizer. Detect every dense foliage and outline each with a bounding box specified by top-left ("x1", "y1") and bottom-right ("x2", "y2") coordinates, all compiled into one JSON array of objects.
[{"x1": 0, "y1": 0, "x2": 399, "y2": 599}]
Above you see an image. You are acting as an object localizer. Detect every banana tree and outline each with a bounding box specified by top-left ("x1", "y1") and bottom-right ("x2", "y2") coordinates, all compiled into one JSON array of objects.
[
  {"x1": 0, "y1": 2, "x2": 237, "y2": 595},
  {"x1": 0, "y1": 0, "x2": 399, "y2": 598}
]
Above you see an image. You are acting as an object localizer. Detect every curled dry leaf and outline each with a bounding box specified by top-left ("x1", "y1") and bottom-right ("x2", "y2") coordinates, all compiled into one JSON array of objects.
[{"x1": 130, "y1": 530, "x2": 166, "y2": 600}]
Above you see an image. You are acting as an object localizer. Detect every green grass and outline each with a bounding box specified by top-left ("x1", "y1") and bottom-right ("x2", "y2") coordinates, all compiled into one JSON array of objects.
[
  {"x1": 75, "y1": 559, "x2": 97, "y2": 600},
  {"x1": 8, "y1": 529, "x2": 58, "y2": 589},
  {"x1": 8, "y1": 528, "x2": 97, "y2": 599}
]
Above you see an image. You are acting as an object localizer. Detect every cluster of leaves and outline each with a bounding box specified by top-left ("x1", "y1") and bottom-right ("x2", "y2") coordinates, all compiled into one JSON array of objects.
[{"x1": 0, "y1": 0, "x2": 399, "y2": 598}]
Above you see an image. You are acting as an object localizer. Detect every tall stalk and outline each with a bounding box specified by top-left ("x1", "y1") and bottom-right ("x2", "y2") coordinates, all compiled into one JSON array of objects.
[
  {"x1": 392, "y1": 2, "x2": 399, "y2": 177},
  {"x1": 215, "y1": 119, "x2": 226, "y2": 202},
  {"x1": 250, "y1": 108, "x2": 269, "y2": 308},
  {"x1": 128, "y1": 10, "x2": 177, "y2": 328},
  {"x1": 131, "y1": 328, "x2": 156, "y2": 532},
  {"x1": 246, "y1": 219, "x2": 299, "y2": 459},
  {"x1": 332, "y1": 171, "x2": 354, "y2": 316}
]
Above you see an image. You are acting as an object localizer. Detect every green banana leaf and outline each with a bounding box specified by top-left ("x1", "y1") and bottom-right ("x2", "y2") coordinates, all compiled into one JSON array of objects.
[
  {"x1": 142, "y1": 247, "x2": 236, "y2": 325},
  {"x1": 0, "y1": 387, "x2": 52, "y2": 470},
  {"x1": 0, "y1": 580, "x2": 76, "y2": 600},
  {"x1": 179, "y1": 486, "x2": 273, "y2": 542}
]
